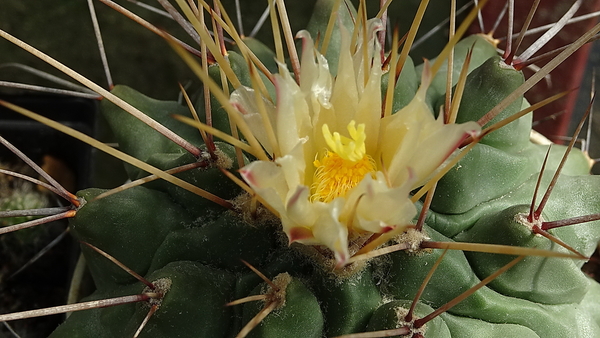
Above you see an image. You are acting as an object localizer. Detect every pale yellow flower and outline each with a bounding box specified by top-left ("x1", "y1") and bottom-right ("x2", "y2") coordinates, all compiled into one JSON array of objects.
[{"x1": 232, "y1": 19, "x2": 480, "y2": 265}]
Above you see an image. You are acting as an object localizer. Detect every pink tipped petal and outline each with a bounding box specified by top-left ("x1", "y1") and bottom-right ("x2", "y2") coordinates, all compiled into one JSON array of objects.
[
  {"x1": 380, "y1": 91, "x2": 481, "y2": 187},
  {"x1": 231, "y1": 86, "x2": 276, "y2": 155},
  {"x1": 274, "y1": 73, "x2": 311, "y2": 155},
  {"x1": 285, "y1": 185, "x2": 317, "y2": 227},
  {"x1": 276, "y1": 139, "x2": 308, "y2": 192},
  {"x1": 381, "y1": 226, "x2": 395, "y2": 233},
  {"x1": 288, "y1": 226, "x2": 315, "y2": 243},
  {"x1": 334, "y1": 251, "x2": 349, "y2": 269},
  {"x1": 297, "y1": 30, "x2": 333, "y2": 108},
  {"x1": 345, "y1": 173, "x2": 417, "y2": 233},
  {"x1": 311, "y1": 199, "x2": 349, "y2": 262},
  {"x1": 352, "y1": 18, "x2": 384, "y2": 91},
  {"x1": 296, "y1": 30, "x2": 318, "y2": 93},
  {"x1": 403, "y1": 121, "x2": 480, "y2": 188},
  {"x1": 240, "y1": 161, "x2": 287, "y2": 213},
  {"x1": 418, "y1": 59, "x2": 433, "y2": 94}
]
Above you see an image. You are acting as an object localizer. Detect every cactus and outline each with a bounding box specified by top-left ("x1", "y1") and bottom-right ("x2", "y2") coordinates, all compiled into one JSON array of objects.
[{"x1": 1, "y1": 0, "x2": 600, "y2": 337}]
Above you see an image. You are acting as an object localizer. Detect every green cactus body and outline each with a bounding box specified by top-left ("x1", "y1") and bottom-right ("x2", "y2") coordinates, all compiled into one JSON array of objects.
[
  {"x1": 419, "y1": 33, "x2": 499, "y2": 112},
  {"x1": 439, "y1": 312, "x2": 539, "y2": 338},
  {"x1": 241, "y1": 273, "x2": 324, "y2": 338},
  {"x1": 367, "y1": 300, "x2": 451, "y2": 337},
  {"x1": 311, "y1": 266, "x2": 382, "y2": 336},
  {"x1": 70, "y1": 187, "x2": 193, "y2": 289},
  {"x1": 48, "y1": 283, "x2": 140, "y2": 338},
  {"x1": 128, "y1": 261, "x2": 236, "y2": 338},
  {"x1": 455, "y1": 204, "x2": 590, "y2": 304},
  {"x1": 49, "y1": 261, "x2": 236, "y2": 338}
]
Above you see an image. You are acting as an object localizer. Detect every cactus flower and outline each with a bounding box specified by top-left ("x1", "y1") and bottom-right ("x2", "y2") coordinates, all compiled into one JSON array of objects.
[{"x1": 234, "y1": 19, "x2": 480, "y2": 265}]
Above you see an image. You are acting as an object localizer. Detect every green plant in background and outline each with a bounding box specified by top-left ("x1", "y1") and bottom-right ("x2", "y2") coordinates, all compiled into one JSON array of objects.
[
  {"x1": 0, "y1": 161, "x2": 51, "y2": 273},
  {"x1": 1, "y1": 0, "x2": 600, "y2": 337}
]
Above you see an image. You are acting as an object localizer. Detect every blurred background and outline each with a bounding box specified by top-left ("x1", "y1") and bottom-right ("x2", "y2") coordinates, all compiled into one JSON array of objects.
[
  {"x1": 0, "y1": 0, "x2": 469, "y2": 98},
  {"x1": 1, "y1": 0, "x2": 598, "y2": 149}
]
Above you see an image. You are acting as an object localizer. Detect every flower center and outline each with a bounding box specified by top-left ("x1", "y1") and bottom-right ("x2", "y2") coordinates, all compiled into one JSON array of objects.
[{"x1": 311, "y1": 121, "x2": 376, "y2": 202}]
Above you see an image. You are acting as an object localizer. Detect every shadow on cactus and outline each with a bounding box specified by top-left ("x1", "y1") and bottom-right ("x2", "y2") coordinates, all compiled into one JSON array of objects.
[{"x1": 1, "y1": 0, "x2": 600, "y2": 337}]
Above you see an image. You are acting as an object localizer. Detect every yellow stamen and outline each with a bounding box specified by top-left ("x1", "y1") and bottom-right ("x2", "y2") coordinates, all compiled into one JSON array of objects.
[
  {"x1": 322, "y1": 121, "x2": 367, "y2": 162},
  {"x1": 311, "y1": 121, "x2": 376, "y2": 202}
]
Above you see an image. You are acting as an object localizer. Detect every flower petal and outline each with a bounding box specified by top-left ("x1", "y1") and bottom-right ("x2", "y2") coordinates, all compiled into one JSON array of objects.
[
  {"x1": 237, "y1": 24, "x2": 483, "y2": 266},
  {"x1": 342, "y1": 172, "x2": 416, "y2": 233},
  {"x1": 380, "y1": 60, "x2": 481, "y2": 187},
  {"x1": 231, "y1": 86, "x2": 276, "y2": 155},
  {"x1": 310, "y1": 199, "x2": 349, "y2": 264},
  {"x1": 297, "y1": 30, "x2": 333, "y2": 111},
  {"x1": 283, "y1": 186, "x2": 349, "y2": 264},
  {"x1": 239, "y1": 160, "x2": 287, "y2": 214},
  {"x1": 330, "y1": 24, "x2": 359, "y2": 131},
  {"x1": 276, "y1": 139, "x2": 308, "y2": 201}
]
